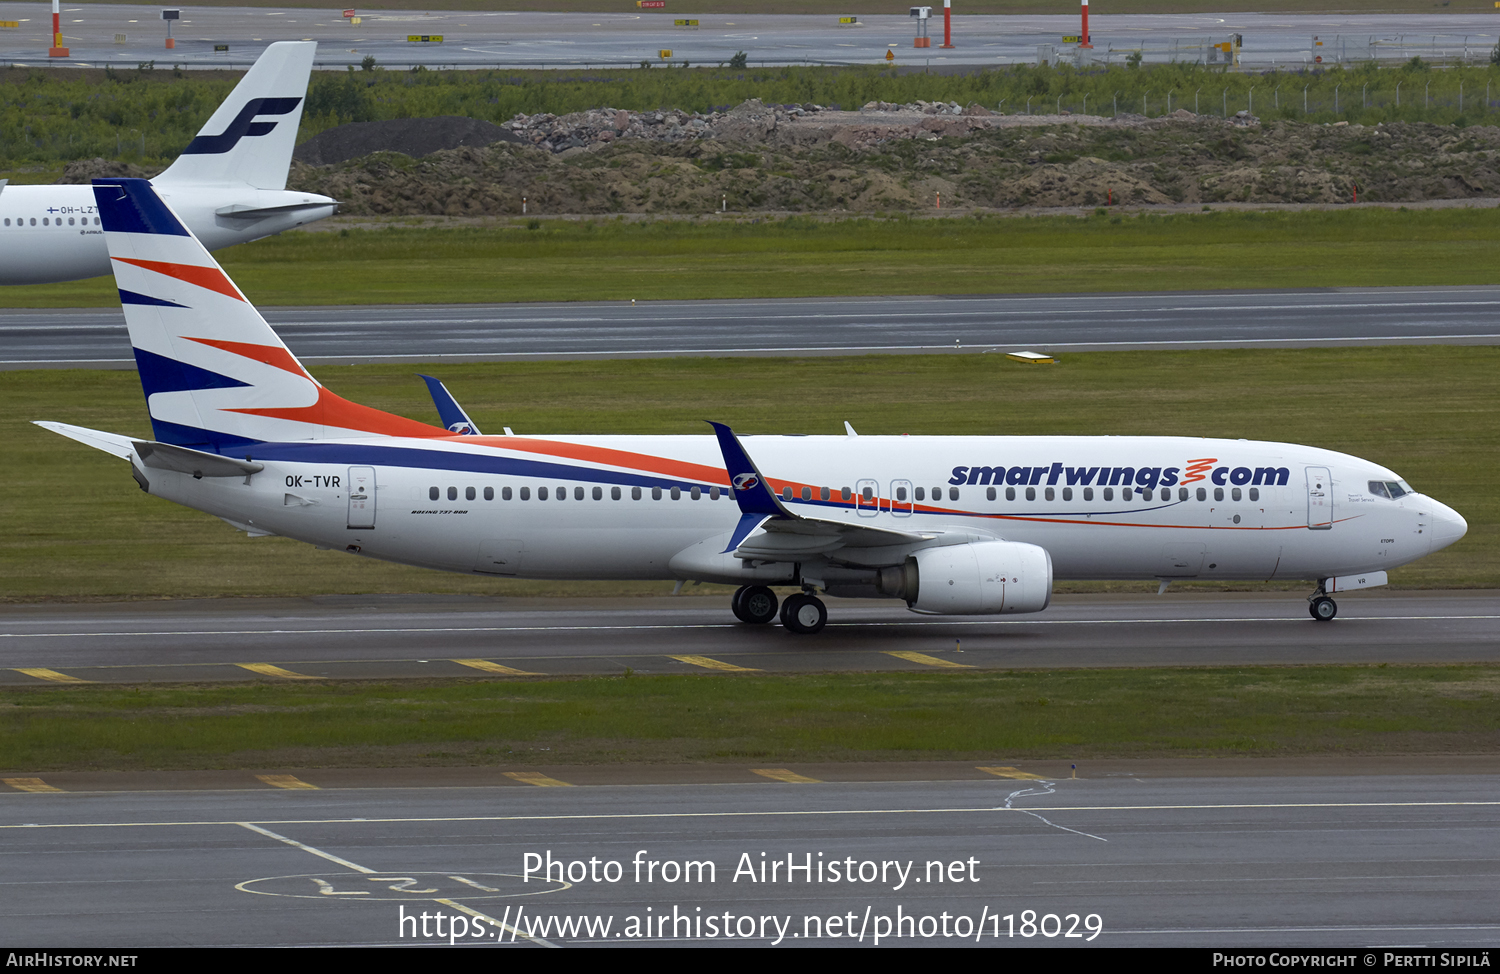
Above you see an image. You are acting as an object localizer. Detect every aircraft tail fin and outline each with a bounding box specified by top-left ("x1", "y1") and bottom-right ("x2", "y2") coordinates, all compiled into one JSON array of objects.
[
  {"x1": 94, "y1": 177, "x2": 446, "y2": 452},
  {"x1": 153, "y1": 41, "x2": 315, "y2": 190}
]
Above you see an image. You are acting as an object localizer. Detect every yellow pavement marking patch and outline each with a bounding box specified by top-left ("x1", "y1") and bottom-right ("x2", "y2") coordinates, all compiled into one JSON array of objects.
[
  {"x1": 15, "y1": 667, "x2": 92, "y2": 683},
  {"x1": 504, "y1": 772, "x2": 573, "y2": 787},
  {"x1": 752, "y1": 768, "x2": 822, "y2": 784},
  {"x1": 3, "y1": 777, "x2": 64, "y2": 793},
  {"x1": 452, "y1": 658, "x2": 543, "y2": 676},
  {"x1": 884, "y1": 651, "x2": 974, "y2": 669},
  {"x1": 668, "y1": 654, "x2": 760, "y2": 672},
  {"x1": 978, "y1": 766, "x2": 1050, "y2": 781},
  {"x1": 237, "y1": 663, "x2": 319, "y2": 679},
  {"x1": 256, "y1": 775, "x2": 319, "y2": 790}
]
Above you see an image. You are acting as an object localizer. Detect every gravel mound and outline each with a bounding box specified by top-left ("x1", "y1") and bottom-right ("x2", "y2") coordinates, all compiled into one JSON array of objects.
[{"x1": 293, "y1": 116, "x2": 520, "y2": 166}]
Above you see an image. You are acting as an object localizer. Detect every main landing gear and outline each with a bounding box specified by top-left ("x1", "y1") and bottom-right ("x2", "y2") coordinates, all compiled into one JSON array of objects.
[
  {"x1": 731, "y1": 586, "x2": 828, "y2": 634},
  {"x1": 1308, "y1": 583, "x2": 1338, "y2": 622}
]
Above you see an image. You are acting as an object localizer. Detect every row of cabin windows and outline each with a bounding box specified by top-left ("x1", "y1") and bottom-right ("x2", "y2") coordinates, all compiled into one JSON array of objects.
[
  {"x1": 426, "y1": 483, "x2": 1260, "y2": 505},
  {"x1": 429, "y1": 484, "x2": 724, "y2": 502},
  {"x1": 3, "y1": 217, "x2": 100, "y2": 227},
  {"x1": 979, "y1": 485, "x2": 1260, "y2": 503}
]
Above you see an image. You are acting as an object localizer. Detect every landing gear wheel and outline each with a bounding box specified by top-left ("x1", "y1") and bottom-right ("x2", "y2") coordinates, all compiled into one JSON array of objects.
[
  {"x1": 738, "y1": 586, "x2": 779, "y2": 625},
  {"x1": 779, "y1": 593, "x2": 828, "y2": 634},
  {"x1": 730, "y1": 585, "x2": 750, "y2": 622},
  {"x1": 1309, "y1": 596, "x2": 1337, "y2": 622}
]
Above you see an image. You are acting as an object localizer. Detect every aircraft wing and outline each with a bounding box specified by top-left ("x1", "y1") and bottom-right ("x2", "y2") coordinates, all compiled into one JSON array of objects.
[{"x1": 708, "y1": 421, "x2": 936, "y2": 560}]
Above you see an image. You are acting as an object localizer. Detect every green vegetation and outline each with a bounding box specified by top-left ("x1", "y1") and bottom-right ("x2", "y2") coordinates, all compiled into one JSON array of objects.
[
  {"x1": 3, "y1": 57, "x2": 1499, "y2": 173},
  {"x1": 8, "y1": 208, "x2": 1500, "y2": 308},
  {"x1": 6, "y1": 345, "x2": 1494, "y2": 601},
  {"x1": 2, "y1": 666, "x2": 1495, "y2": 771}
]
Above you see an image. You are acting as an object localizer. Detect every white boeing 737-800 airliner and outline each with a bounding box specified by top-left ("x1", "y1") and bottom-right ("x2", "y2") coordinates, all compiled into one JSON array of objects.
[
  {"x1": 0, "y1": 42, "x2": 333, "y2": 285},
  {"x1": 36, "y1": 180, "x2": 1468, "y2": 633}
]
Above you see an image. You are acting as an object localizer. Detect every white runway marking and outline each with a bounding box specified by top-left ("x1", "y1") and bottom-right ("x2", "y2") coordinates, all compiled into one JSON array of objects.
[{"x1": 6, "y1": 799, "x2": 1499, "y2": 830}]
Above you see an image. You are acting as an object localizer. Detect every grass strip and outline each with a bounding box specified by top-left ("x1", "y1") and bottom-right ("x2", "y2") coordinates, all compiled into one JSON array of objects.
[
  {"x1": 5, "y1": 208, "x2": 1500, "y2": 308},
  {"x1": 7, "y1": 345, "x2": 1495, "y2": 600},
  {"x1": 2, "y1": 666, "x2": 1496, "y2": 772}
]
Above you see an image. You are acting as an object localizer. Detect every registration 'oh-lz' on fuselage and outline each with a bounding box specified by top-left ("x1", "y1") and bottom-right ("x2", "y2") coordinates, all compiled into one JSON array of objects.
[
  {"x1": 0, "y1": 42, "x2": 334, "y2": 286},
  {"x1": 37, "y1": 180, "x2": 1467, "y2": 633}
]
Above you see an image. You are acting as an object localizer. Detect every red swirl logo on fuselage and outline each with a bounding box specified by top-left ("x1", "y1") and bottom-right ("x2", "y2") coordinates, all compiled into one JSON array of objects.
[{"x1": 1180, "y1": 458, "x2": 1218, "y2": 485}]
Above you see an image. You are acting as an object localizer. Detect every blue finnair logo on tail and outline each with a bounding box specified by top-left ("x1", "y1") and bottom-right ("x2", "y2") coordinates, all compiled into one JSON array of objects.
[{"x1": 181, "y1": 97, "x2": 303, "y2": 155}]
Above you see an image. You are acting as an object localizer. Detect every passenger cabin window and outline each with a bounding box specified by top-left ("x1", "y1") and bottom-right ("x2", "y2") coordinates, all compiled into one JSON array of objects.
[
  {"x1": 915, "y1": 487, "x2": 925, "y2": 501},
  {"x1": 1025, "y1": 487, "x2": 1036, "y2": 501},
  {"x1": 539, "y1": 487, "x2": 549, "y2": 500},
  {"x1": 447, "y1": 486, "x2": 457, "y2": 501},
  {"x1": 1083, "y1": 487, "x2": 1094, "y2": 501},
  {"x1": 429, "y1": 486, "x2": 439, "y2": 501},
  {"x1": 1231, "y1": 488, "x2": 1241, "y2": 501},
  {"x1": 819, "y1": 487, "x2": 829, "y2": 501},
  {"x1": 520, "y1": 487, "x2": 531, "y2": 500},
  {"x1": 466, "y1": 487, "x2": 476, "y2": 501},
  {"x1": 1196, "y1": 487, "x2": 1207, "y2": 501},
  {"x1": 612, "y1": 487, "x2": 622, "y2": 500},
  {"x1": 632, "y1": 487, "x2": 642, "y2": 500},
  {"x1": 1214, "y1": 488, "x2": 1224, "y2": 502},
  {"x1": 1122, "y1": 488, "x2": 1133, "y2": 502},
  {"x1": 1103, "y1": 488, "x2": 1114, "y2": 501},
  {"x1": 1006, "y1": 487, "x2": 1016, "y2": 501},
  {"x1": 1062, "y1": 487, "x2": 1073, "y2": 501},
  {"x1": 948, "y1": 487, "x2": 960, "y2": 501},
  {"x1": 986, "y1": 487, "x2": 995, "y2": 501},
  {"x1": 484, "y1": 486, "x2": 494, "y2": 500},
  {"x1": 502, "y1": 487, "x2": 512, "y2": 500}
]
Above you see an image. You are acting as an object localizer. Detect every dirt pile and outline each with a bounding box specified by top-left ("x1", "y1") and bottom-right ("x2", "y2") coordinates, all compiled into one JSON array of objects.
[
  {"x1": 284, "y1": 109, "x2": 1500, "y2": 215},
  {"x1": 58, "y1": 159, "x2": 163, "y2": 183}
]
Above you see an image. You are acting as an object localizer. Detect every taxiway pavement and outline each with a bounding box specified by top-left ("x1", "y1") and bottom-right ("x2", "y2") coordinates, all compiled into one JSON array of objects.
[
  {"x1": 2, "y1": 591, "x2": 1496, "y2": 685},
  {"x1": 3, "y1": 6, "x2": 1498, "y2": 70},
  {"x1": 7, "y1": 287, "x2": 1500, "y2": 369},
  {"x1": 3, "y1": 772, "x2": 1498, "y2": 947}
]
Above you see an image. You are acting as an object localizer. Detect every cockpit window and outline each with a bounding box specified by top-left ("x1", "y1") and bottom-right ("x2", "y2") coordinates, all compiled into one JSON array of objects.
[
  {"x1": 1369, "y1": 481, "x2": 1407, "y2": 500},
  {"x1": 1368, "y1": 481, "x2": 1390, "y2": 499},
  {"x1": 1386, "y1": 481, "x2": 1407, "y2": 499}
]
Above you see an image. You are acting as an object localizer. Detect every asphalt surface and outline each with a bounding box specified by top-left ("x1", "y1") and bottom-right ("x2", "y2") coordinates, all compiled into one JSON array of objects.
[
  {"x1": 6, "y1": 287, "x2": 1500, "y2": 369},
  {"x1": 3, "y1": 773, "x2": 1498, "y2": 947},
  {"x1": 1, "y1": 591, "x2": 1495, "y2": 685},
  {"x1": 3, "y1": 5, "x2": 1498, "y2": 70}
]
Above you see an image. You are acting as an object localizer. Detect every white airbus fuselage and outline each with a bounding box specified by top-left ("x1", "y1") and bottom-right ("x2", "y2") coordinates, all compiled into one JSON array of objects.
[
  {"x1": 0, "y1": 183, "x2": 335, "y2": 284},
  {"x1": 136, "y1": 432, "x2": 1466, "y2": 590}
]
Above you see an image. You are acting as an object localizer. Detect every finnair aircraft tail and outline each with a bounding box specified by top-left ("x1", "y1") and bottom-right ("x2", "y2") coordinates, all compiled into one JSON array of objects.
[
  {"x1": 0, "y1": 42, "x2": 334, "y2": 285},
  {"x1": 36, "y1": 180, "x2": 1468, "y2": 633},
  {"x1": 154, "y1": 41, "x2": 314, "y2": 191}
]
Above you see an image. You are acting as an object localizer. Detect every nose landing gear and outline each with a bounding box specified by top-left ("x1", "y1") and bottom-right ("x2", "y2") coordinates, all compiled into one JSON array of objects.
[{"x1": 1308, "y1": 583, "x2": 1337, "y2": 622}]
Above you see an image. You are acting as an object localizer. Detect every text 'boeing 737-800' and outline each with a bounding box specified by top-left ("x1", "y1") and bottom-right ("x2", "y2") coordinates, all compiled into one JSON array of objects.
[{"x1": 36, "y1": 180, "x2": 1468, "y2": 632}]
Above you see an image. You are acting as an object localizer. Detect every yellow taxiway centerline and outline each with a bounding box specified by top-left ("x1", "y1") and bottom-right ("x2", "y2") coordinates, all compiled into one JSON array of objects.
[{"x1": 752, "y1": 768, "x2": 822, "y2": 783}]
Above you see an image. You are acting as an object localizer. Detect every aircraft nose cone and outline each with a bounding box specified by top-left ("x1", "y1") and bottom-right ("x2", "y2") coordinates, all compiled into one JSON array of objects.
[{"x1": 1429, "y1": 501, "x2": 1468, "y2": 553}]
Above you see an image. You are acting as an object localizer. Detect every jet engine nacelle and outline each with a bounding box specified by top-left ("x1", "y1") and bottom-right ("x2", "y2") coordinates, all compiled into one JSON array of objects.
[{"x1": 878, "y1": 541, "x2": 1053, "y2": 615}]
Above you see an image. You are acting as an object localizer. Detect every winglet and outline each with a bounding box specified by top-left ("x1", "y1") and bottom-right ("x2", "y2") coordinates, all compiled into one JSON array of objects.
[
  {"x1": 418, "y1": 374, "x2": 481, "y2": 435},
  {"x1": 708, "y1": 422, "x2": 790, "y2": 519}
]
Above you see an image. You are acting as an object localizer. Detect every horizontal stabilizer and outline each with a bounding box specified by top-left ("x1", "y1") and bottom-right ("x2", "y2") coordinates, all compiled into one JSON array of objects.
[
  {"x1": 133, "y1": 440, "x2": 265, "y2": 478},
  {"x1": 214, "y1": 200, "x2": 342, "y2": 221},
  {"x1": 32, "y1": 421, "x2": 135, "y2": 460}
]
